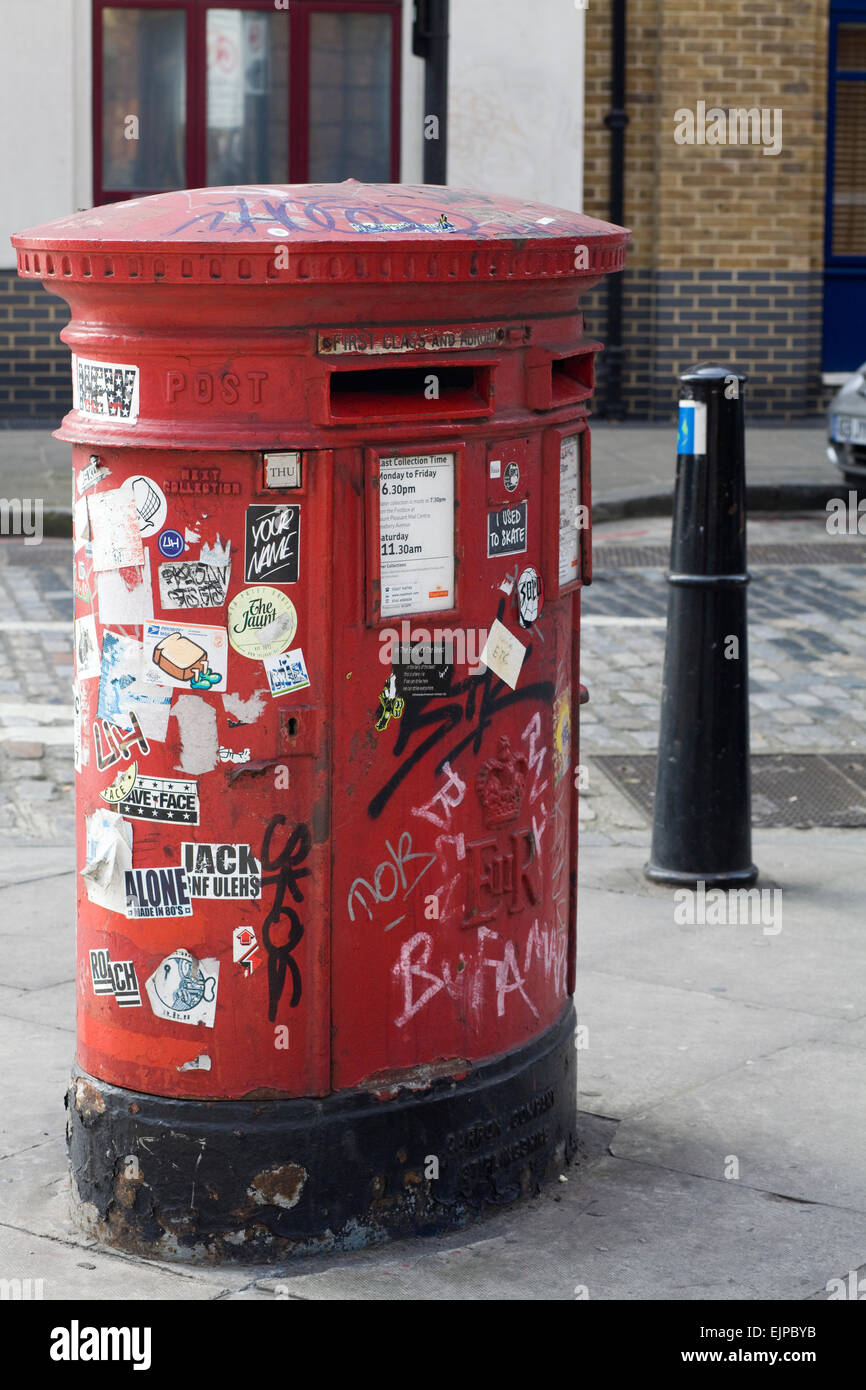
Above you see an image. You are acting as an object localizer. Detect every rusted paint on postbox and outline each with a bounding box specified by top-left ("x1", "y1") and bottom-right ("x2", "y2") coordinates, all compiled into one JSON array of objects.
[{"x1": 14, "y1": 184, "x2": 629, "y2": 1257}]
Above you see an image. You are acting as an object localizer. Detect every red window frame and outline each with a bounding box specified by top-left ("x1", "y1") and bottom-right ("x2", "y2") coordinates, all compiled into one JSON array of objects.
[{"x1": 92, "y1": 0, "x2": 402, "y2": 205}]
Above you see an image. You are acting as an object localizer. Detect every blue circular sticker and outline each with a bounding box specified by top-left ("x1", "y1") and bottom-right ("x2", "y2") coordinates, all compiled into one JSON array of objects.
[{"x1": 158, "y1": 528, "x2": 185, "y2": 558}]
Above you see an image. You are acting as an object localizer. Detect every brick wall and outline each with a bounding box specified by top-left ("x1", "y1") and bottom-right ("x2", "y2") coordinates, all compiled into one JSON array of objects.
[
  {"x1": 0, "y1": 271, "x2": 72, "y2": 424},
  {"x1": 583, "y1": 0, "x2": 829, "y2": 421}
]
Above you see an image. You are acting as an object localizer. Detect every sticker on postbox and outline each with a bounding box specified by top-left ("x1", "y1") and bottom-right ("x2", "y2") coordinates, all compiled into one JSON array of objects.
[
  {"x1": 72, "y1": 355, "x2": 140, "y2": 425},
  {"x1": 378, "y1": 452, "x2": 455, "y2": 618},
  {"x1": 264, "y1": 647, "x2": 310, "y2": 696},
  {"x1": 124, "y1": 864, "x2": 193, "y2": 919},
  {"x1": 487, "y1": 502, "x2": 527, "y2": 557},
  {"x1": 146, "y1": 948, "x2": 219, "y2": 1026},
  {"x1": 144, "y1": 621, "x2": 227, "y2": 690},
  {"x1": 158, "y1": 539, "x2": 231, "y2": 608},
  {"x1": 558, "y1": 434, "x2": 581, "y2": 589},
  {"x1": 245, "y1": 504, "x2": 300, "y2": 584},
  {"x1": 181, "y1": 842, "x2": 261, "y2": 899},
  {"x1": 480, "y1": 618, "x2": 527, "y2": 690},
  {"x1": 228, "y1": 587, "x2": 297, "y2": 660}
]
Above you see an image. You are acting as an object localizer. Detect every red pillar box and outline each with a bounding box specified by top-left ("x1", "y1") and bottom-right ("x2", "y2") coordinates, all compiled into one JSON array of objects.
[{"x1": 12, "y1": 185, "x2": 629, "y2": 1259}]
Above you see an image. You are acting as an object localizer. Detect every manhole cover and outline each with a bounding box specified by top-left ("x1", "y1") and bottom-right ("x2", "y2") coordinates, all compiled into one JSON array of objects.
[
  {"x1": 593, "y1": 542, "x2": 866, "y2": 570},
  {"x1": 593, "y1": 753, "x2": 866, "y2": 828}
]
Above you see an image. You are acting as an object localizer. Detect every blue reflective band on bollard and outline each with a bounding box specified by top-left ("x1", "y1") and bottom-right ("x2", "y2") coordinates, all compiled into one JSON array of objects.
[{"x1": 677, "y1": 399, "x2": 707, "y2": 456}]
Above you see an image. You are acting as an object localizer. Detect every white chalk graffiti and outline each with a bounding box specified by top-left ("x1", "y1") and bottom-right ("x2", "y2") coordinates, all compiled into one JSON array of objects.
[
  {"x1": 392, "y1": 918, "x2": 567, "y2": 1028},
  {"x1": 347, "y1": 831, "x2": 437, "y2": 929},
  {"x1": 411, "y1": 760, "x2": 466, "y2": 830},
  {"x1": 411, "y1": 763, "x2": 468, "y2": 928},
  {"x1": 521, "y1": 711, "x2": 549, "y2": 850}
]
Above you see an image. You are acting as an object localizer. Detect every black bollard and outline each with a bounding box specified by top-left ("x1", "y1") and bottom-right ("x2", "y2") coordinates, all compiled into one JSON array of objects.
[{"x1": 645, "y1": 364, "x2": 758, "y2": 887}]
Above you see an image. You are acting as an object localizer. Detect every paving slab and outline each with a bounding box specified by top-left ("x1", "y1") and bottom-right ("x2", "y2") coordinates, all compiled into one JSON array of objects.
[
  {"x1": 0, "y1": 846, "x2": 75, "y2": 885},
  {"x1": 577, "y1": 834, "x2": 866, "y2": 1020},
  {"x1": 577, "y1": 970, "x2": 827, "y2": 1118},
  {"x1": 0, "y1": 1222, "x2": 227, "y2": 1301},
  {"x1": 611, "y1": 1040, "x2": 866, "y2": 1214},
  {"x1": 0, "y1": 1016, "x2": 73, "y2": 1159},
  {"x1": 0, "y1": 980, "x2": 74, "y2": 1033},
  {"x1": 0, "y1": 874, "x2": 75, "y2": 990},
  {"x1": 250, "y1": 1155, "x2": 866, "y2": 1302}
]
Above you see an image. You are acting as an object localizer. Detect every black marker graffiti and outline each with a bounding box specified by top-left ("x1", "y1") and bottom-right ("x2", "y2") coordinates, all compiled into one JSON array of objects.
[
  {"x1": 368, "y1": 600, "x2": 554, "y2": 820},
  {"x1": 260, "y1": 815, "x2": 311, "y2": 1021}
]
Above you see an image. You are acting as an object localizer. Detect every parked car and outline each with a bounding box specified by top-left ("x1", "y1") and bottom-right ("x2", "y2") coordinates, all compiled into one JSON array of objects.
[{"x1": 827, "y1": 364, "x2": 866, "y2": 483}]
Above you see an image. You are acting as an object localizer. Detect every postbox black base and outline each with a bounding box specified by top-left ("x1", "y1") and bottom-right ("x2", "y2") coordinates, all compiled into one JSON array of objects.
[{"x1": 66, "y1": 1005, "x2": 577, "y2": 1263}]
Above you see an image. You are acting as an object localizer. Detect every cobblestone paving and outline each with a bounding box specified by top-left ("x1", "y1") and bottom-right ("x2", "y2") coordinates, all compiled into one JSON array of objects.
[
  {"x1": 0, "y1": 515, "x2": 863, "y2": 842},
  {"x1": 0, "y1": 540, "x2": 74, "y2": 841},
  {"x1": 579, "y1": 513, "x2": 866, "y2": 840}
]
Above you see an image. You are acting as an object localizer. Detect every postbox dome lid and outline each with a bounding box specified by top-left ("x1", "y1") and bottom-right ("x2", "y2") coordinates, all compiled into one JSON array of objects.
[{"x1": 12, "y1": 182, "x2": 629, "y2": 287}]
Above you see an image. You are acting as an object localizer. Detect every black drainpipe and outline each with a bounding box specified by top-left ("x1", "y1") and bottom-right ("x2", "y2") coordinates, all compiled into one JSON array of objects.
[
  {"x1": 603, "y1": 0, "x2": 628, "y2": 418},
  {"x1": 413, "y1": 0, "x2": 449, "y2": 185}
]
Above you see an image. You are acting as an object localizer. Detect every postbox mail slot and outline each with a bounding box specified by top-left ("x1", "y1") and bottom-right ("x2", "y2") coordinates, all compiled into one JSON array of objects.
[
  {"x1": 328, "y1": 364, "x2": 493, "y2": 422},
  {"x1": 527, "y1": 346, "x2": 600, "y2": 411}
]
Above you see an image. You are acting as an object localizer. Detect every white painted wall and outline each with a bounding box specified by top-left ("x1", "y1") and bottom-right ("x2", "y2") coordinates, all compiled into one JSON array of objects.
[
  {"x1": 0, "y1": 0, "x2": 582, "y2": 270},
  {"x1": 0, "y1": 0, "x2": 92, "y2": 269},
  {"x1": 400, "y1": 0, "x2": 426, "y2": 183},
  {"x1": 447, "y1": 0, "x2": 585, "y2": 210}
]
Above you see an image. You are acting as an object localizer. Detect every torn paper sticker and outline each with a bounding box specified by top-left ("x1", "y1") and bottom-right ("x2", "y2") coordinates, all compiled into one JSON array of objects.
[
  {"x1": 218, "y1": 746, "x2": 250, "y2": 764},
  {"x1": 81, "y1": 809, "x2": 133, "y2": 916},
  {"x1": 171, "y1": 695, "x2": 219, "y2": 775},
  {"x1": 125, "y1": 864, "x2": 193, "y2": 919},
  {"x1": 74, "y1": 614, "x2": 100, "y2": 681},
  {"x1": 77, "y1": 457, "x2": 111, "y2": 494},
  {"x1": 73, "y1": 496, "x2": 90, "y2": 551},
  {"x1": 178, "y1": 1054, "x2": 211, "y2": 1072},
  {"x1": 146, "y1": 949, "x2": 219, "y2": 1027},
  {"x1": 73, "y1": 355, "x2": 140, "y2": 424},
  {"x1": 480, "y1": 618, "x2": 527, "y2": 690},
  {"x1": 97, "y1": 631, "x2": 173, "y2": 740},
  {"x1": 123, "y1": 475, "x2": 167, "y2": 537},
  {"x1": 264, "y1": 646, "x2": 310, "y2": 697},
  {"x1": 74, "y1": 556, "x2": 93, "y2": 603},
  {"x1": 158, "y1": 538, "x2": 231, "y2": 609},
  {"x1": 87, "y1": 488, "x2": 145, "y2": 571},
  {"x1": 182, "y1": 842, "x2": 261, "y2": 899},
  {"x1": 97, "y1": 548, "x2": 154, "y2": 626},
  {"x1": 144, "y1": 620, "x2": 228, "y2": 692}
]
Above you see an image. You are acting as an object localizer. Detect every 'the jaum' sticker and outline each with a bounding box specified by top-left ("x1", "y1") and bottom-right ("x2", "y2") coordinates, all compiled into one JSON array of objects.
[{"x1": 228, "y1": 587, "x2": 297, "y2": 660}]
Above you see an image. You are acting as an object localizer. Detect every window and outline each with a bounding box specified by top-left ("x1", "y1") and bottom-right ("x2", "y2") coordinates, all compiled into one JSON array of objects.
[
  {"x1": 828, "y1": 16, "x2": 866, "y2": 259},
  {"x1": 93, "y1": 1, "x2": 401, "y2": 205}
]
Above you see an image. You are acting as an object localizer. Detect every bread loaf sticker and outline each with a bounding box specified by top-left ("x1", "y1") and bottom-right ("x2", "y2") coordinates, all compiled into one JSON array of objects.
[{"x1": 143, "y1": 621, "x2": 228, "y2": 692}]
